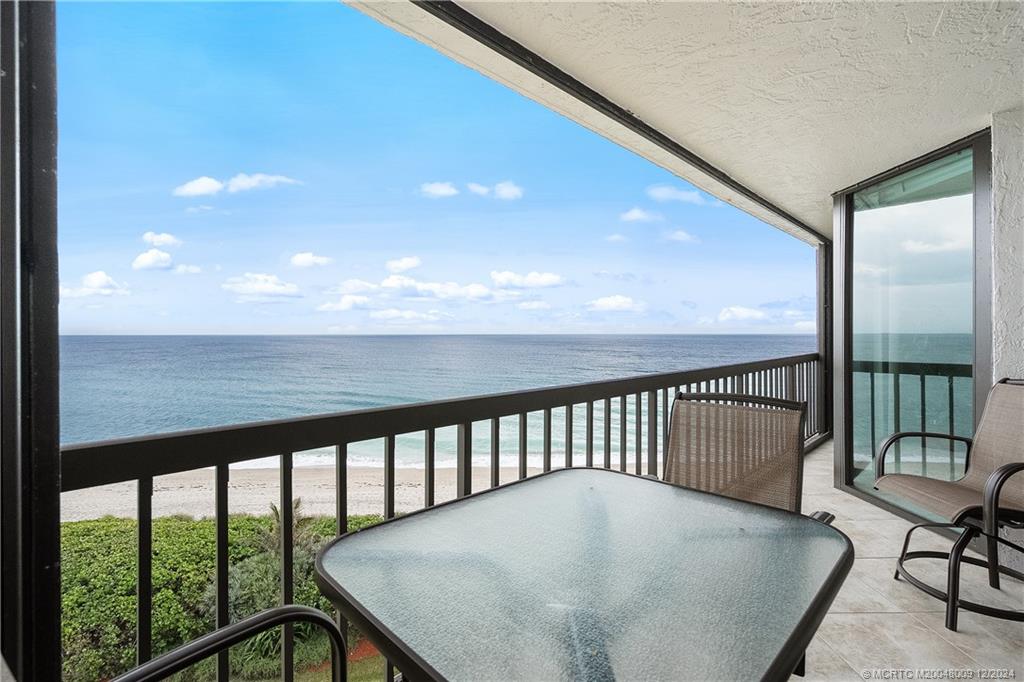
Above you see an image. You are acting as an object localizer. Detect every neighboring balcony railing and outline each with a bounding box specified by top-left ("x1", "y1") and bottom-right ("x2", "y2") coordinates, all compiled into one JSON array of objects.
[
  {"x1": 851, "y1": 359, "x2": 973, "y2": 478},
  {"x1": 60, "y1": 352, "x2": 827, "y2": 681}
]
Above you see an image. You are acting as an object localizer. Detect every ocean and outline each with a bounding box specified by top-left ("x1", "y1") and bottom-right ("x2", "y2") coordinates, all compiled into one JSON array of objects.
[{"x1": 60, "y1": 334, "x2": 817, "y2": 468}]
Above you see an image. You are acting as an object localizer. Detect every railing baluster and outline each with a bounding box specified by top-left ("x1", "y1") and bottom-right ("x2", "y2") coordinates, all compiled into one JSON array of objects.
[
  {"x1": 457, "y1": 423, "x2": 472, "y2": 497},
  {"x1": 543, "y1": 409, "x2": 552, "y2": 472},
  {"x1": 869, "y1": 372, "x2": 877, "y2": 458},
  {"x1": 661, "y1": 387, "x2": 669, "y2": 464},
  {"x1": 948, "y1": 376, "x2": 956, "y2": 479},
  {"x1": 384, "y1": 436, "x2": 395, "y2": 518},
  {"x1": 518, "y1": 414, "x2": 527, "y2": 480},
  {"x1": 336, "y1": 444, "x2": 348, "y2": 532},
  {"x1": 333, "y1": 444, "x2": 349, "y2": 676},
  {"x1": 804, "y1": 363, "x2": 810, "y2": 438},
  {"x1": 603, "y1": 398, "x2": 611, "y2": 469},
  {"x1": 424, "y1": 431, "x2": 435, "y2": 507},
  {"x1": 786, "y1": 364, "x2": 796, "y2": 401},
  {"x1": 634, "y1": 393, "x2": 642, "y2": 475},
  {"x1": 137, "y1": 476, "x2": 153, "y2": 665},
  {"x1": 893, "y1": 372, "x2": 902, "y2": 470},
  {"x1": 565, "y1": 404, "x2": 573, "y2": 468},
  {"x1": 215, "y1": 464, "x2": 229, "y2": 682},
  {"x1": 647, "y1": 390, "x2": 658, "y2": 477},
  {"x1": 280, "y1": 452, "x2": 294, "y2": 682},
  {"x1": 808, "y1": 364, "x2": 815, "y2": 433},
  {"x1": 619, "y1": 396, "x2": 627, "y2": 472},
  {"x1": 490, "y1": 417, "x2": 500, "y2": 488},
  {"x1": 585, "y1": 401, "x2": 594, "y2": 467},
  {"x1": 920, "y1": 372, "x2": 927, "y2": 477}
]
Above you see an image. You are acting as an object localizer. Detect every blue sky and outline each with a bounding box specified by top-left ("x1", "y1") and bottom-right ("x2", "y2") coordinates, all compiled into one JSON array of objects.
[{"x1": 57, "y1": 1, "x2": 816, "y2": 335}]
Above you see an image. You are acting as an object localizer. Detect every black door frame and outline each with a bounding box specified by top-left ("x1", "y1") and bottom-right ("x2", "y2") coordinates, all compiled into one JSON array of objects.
[
  {"x1": 1, "y1": 1, "x2": 62, "y2": 679},
  {"x1": 831, "y1": 129, "x2": 993, "y2": 518}
]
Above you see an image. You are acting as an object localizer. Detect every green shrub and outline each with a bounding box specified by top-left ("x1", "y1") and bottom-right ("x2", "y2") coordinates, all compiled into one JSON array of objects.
[{"x1": 60, "y1": 508, "x2": 382, "y2": 681}]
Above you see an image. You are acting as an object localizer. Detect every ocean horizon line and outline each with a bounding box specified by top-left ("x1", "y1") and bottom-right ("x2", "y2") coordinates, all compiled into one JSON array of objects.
[{"x1": 59, "y1": 331, "x2": 818, "y2": 337}]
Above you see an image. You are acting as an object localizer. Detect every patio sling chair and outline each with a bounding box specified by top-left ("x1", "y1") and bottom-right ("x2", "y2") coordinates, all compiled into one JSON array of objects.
[
  {"x1": 663, "y1": 392, "x2": 830, "y2": 678},
  {"x1": 664, "y1": 392, "x2": 807, "y2": 513},
  {"x1": 874, "y1": 378, "x2": 1024, "y2": 631}
]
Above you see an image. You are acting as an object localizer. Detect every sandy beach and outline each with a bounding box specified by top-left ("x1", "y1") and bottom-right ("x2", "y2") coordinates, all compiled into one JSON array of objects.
[{"x1": 61, "y1": 466, "x2": 546, "y2": 522}]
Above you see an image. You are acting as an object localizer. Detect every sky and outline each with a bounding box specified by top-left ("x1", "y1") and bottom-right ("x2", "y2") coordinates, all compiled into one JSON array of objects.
[
  {"x1": 56, "y1": 1, "x2": 817, "y2": 335},
  {"x1": 853, "y1": 194, "x2": 973, "y2": 335}
]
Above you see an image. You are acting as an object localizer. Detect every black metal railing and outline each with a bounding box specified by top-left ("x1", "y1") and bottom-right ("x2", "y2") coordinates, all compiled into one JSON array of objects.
[
  {"x1": 60, "y1": 352, "x2": 826, "y2": 681},
  {"x1": 851, "y1": 359, "x2": 972, "y2": 478}
]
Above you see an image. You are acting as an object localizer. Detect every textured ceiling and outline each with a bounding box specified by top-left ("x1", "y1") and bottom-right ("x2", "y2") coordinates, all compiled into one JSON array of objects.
[{"x1": 353, "y1": 1, "x2": 1024, "y2": 242}]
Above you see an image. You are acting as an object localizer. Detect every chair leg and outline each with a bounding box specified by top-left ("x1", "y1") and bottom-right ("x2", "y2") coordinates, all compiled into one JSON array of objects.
[
  {"x1": 895, "y1": 525, "x2": 915, "y2": 580},
  {"x1": 986, "y1": 534, "x2": 1001, "y2": 590},
  {"x1": 945, "y1": 527, "x2": 976, "y2": 631},
  {"x1": 793, "y1": 653, "x2": 805, "y2": 677}
]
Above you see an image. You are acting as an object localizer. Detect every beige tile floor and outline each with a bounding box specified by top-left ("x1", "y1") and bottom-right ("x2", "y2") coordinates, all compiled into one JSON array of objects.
[{"x1": 793, "y1": 441, "x2": 1023, "y2": 681}]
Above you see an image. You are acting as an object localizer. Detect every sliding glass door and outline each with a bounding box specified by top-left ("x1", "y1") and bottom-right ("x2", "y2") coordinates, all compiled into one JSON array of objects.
[{"x1": 846, "y1": 143, "x2": 983, "y2": 513}]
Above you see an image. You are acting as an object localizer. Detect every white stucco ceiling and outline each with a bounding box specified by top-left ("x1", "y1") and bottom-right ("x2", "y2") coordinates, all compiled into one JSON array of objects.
[{"x1": 352, "y1": 1, "x2": 1023, "y2": 243}]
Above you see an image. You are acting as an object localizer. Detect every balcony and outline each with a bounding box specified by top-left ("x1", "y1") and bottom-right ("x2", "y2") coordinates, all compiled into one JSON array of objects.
[
  {"x1": 3, "y1": 0, "x2": 1022, "y2": 680},
  {"x1": 54, "y1": 353, "x2": 1022, "y2": 681}
]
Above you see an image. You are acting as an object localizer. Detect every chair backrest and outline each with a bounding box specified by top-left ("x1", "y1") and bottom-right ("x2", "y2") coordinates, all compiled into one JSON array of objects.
[
  {"x1": 961, "y1": 379, "x2": 1024, "y2": 508},
  {"x1": 664, "y1": 393, "x2": 806, "y2": 513}
]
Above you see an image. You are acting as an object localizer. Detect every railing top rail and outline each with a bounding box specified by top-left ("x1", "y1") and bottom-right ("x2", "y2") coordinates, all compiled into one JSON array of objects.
[
  {"x1": 60, "y1": 352, "x2": 818, "y2": 491},
  {"x1": 850, "y1": 359, "x2": 972, "y2": 377}
]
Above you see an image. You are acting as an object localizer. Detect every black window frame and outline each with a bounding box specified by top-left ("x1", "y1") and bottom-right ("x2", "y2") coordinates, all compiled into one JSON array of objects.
[{"x1": 831, "y1": 129, "x2": 993, "y2": 516}]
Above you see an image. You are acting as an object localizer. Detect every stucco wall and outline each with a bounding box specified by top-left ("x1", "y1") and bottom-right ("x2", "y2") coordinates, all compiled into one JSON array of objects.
[
  {"x1": 991, "y1": 108, "x2": 1024, "y2": 382},
  {"x1": 989, "y1": 107, "x2": 1023, "y2": 571}
]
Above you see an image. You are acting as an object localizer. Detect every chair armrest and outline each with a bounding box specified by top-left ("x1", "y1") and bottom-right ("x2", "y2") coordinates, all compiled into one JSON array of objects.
[
  {"x1": 983, "y1": 462, "x2": 1024, "y2": 536},
  {"x1": 875, "y1": 432, "x2": 973, "y2": 480},
  {"x1": 112, "y1": 605, "x2": 346, "y2": 682}
]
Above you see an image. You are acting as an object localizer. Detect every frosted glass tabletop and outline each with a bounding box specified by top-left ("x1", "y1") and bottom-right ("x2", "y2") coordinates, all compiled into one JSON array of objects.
[{"x1": 316, "y1": 468, "x2": 852, "y2": 682}]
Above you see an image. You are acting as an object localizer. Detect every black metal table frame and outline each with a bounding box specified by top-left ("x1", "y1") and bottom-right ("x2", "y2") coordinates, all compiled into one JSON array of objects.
[{"x1": 315, "y1": 468, "x2": 854, "y2": 682}]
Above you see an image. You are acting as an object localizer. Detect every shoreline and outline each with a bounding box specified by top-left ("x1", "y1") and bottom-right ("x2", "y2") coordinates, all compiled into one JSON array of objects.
[{"x1": 60, "y1": 465, "x2": 545, "y2": 522}]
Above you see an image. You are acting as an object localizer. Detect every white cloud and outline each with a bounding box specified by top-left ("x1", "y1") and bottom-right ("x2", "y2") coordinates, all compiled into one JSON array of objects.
[
  {"x1": 493, "y1": 181, "x2": 523, "y2": 200},
  {"x1": 605, "y1": 234, "x2": 628, "y2": 243},
  {"x1": 381, "y1": 274, "x2": 491, "y2": 300},
  {"x1": 60, "y1": 271, "x2": 130, "y2": 299},
  {"x1": 646, "y1": 184, "x2": 710, "y2": 205},
  {"x1": 332, "y1": 279, "x2": 378, "y2": 295},
  {"x1": 317, "y1": 294, "x2": 370, "y2": 312},
  {"x1": 132, "y1": 248, "x2": 173, "y2": 271},
  {"x1": 717, "y1": 306, "x2": 767, "y2": 322},
  {"x1": 665, "y1": 229, "x2": 699, "y2": 243},
  {"x1": 143, "y1": 231, "x2": 182, "y2": 247},
  {"x1": 517, "y1": 301, "x2": 551, "y2": 310},
  {"x1": 420, "y1": 182, "x2": 458, "y2": 198},
  {"x1": 174, "y1": 264, "x2": 201, "y2": 275},
  {"x1": 853, "y1": 262, "x2": 887, "y2": 277},
  {"x1": 794, "y1": 320, "x2": 817, "y2": 332},
  {"x1": 227, "y1": 173, "x2": 300, "y2": 193},
  {"x1": 620, "y1": 207, "x2": 661, "y2": 222},
  {"x1": 901, "y1": 237, "x2": 971, "y2": 254},
  {"x1": 222, "y1": 273, "x2": 300, "y2": 302},
  {"x1": 370, "y1": 308, "x2": 440, "y2": 322},
  {"x1": 185, "y1": 205, "x2": 214, "y2": 214},
  {"x1": 173, "y1": 176, "x2": 224, "y2": 197},
  {"x1": 290, "y1": 252, "x2": 333, "y2": 268},
  {"x1": 467, "y1": 183, "x2": 491, "y2": 196},
  {"x1": 386, "y1": 256, "x2": 421, "y2": 273},
  {"x1": 489, "y1": 270, "x2": 563, "y2": 288},
  {"x1": 587, "y1": 295, "x2": 646, "y2": 312}
]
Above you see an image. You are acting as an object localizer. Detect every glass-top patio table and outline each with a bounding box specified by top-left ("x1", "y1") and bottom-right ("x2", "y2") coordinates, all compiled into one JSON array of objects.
[{"x1": 315, "y1": 468, "x2": 853, "y2": 682}]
